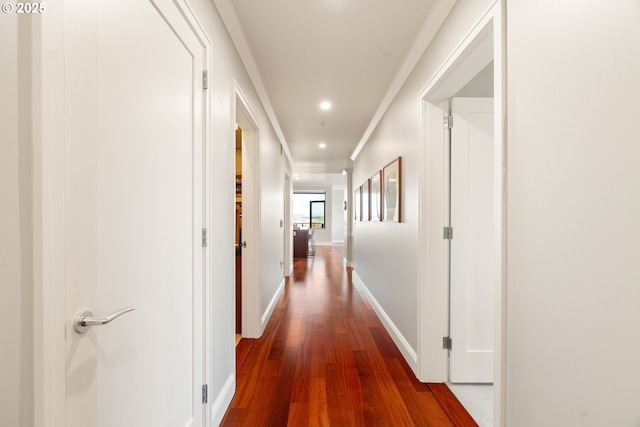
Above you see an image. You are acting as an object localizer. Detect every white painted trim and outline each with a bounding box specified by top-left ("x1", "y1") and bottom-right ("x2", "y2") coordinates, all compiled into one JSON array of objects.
[
  {"x1": 210, "y1": 374, "x2": 235, "y2": 427},
  {"x1": 493, "y1": 4, "x2": 507, "y2": 425},
  {"x1": 418, "y1": 0, "x2": 499, "y2": 103},
  {"x1": 283, "y1": 173, "x2": 293, "y2": 279},
  {"x1": 416, "y1": 98, "x2": 449, "y2": 384},
  {"x1": 233, "y1": 81, "x2": 263, "y2": 340},
  {"x1": 352, "y1": 272, "x2": 418, "y2": 374},
  {"x1": 351, "y1": 0, "x2": 457, "y2": 160},
  {"x1": 331, "y1": 240, "x2": 345, "y2": 244},
  {"x1": 174, "y1": 1, "x2": 214, "y2": 422},
  {"x1": 343, "y1": 258, "x2": 354, "y2": 268},
  {"x1": 234, "y1": 80, "x2": 261, "y2": 133},
  {"x1": 261, "y1": 278, "x2": 285, "y2": 332},
  {"x1": 416, "y1": 2, "x2": 505, "y2": 426},
  {"x1": 33, "y1": 4, "x2": 67, "y2": 426},
  {"x1": 212, "y1": 0, "x2": 295, "y2": 168}
]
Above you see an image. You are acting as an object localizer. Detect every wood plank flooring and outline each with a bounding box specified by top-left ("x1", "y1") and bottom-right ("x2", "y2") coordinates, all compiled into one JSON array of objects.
[{"x1": 221, "y1": 245, "x2": 477, "y2": 427}]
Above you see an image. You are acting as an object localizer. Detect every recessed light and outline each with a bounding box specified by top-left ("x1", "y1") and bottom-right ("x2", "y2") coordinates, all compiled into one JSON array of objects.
[
  {"x1": 320, "y1": 101, "x2": 332, "y2": 111},
  {"x1": 319, "y1": 142, "x2": 327, "y2": 148}
]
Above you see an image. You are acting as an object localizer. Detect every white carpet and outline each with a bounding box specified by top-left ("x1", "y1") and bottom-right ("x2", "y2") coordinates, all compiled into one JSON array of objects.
[{"x1": 447, "y1": 383, "x2": 493, "y2": 427}]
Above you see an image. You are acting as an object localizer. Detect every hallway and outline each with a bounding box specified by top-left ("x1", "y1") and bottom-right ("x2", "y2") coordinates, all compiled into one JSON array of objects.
[{"x1": 220, "y1": 245, "x2": 477, "y2": 427}]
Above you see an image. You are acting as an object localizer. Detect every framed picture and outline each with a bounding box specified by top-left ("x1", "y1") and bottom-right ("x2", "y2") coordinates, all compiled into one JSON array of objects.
[
  {"x1": 370, "y1": 170, "x2": 382, "y2": 221},
  {"x1": 383, "y1": 157, "x2": 402, "y2": 222},
  {"x1": 354, "y1": 186, "x2": 361, "y2": 221},
  {"x1": 362, "y1": 179, "x2": 370, "y2": 221}
]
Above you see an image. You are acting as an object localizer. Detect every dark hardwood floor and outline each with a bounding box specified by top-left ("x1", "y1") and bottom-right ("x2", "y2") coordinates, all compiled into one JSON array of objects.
[{"x1": 220, "y1": 245, "x2": 477, "y2": 427}]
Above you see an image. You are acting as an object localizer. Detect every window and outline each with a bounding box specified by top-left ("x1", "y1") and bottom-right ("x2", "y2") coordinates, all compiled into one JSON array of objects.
[{"x1": 293, "y1": 192, "x2": 326, "y2": 229}]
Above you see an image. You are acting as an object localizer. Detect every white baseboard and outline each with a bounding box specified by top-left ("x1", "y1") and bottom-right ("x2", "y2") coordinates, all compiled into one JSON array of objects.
[
  {"x1": 210, "y1": 373, "x2": 234, "y2": 427},
  {"x1": 351, "y1": 271, "x2": 418, "y2": 374},
  {"x1": 261, "y1": 278, "x2": 285, "y2": 332},
  {"x1": 343, "y1": 258, "x2": 354, "y2": 268},
  {"x1": 331, "y1": 240, "x2": 344, "y2": 244}
]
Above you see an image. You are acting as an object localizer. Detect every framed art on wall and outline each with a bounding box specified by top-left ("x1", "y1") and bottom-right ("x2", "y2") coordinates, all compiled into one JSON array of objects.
[
  {"x1": 383, "y1": 157, "x2": 402, "y2": 222},
  {"x1": 354, "y1": 185, "x2": 362, "y2": 221},
  {"x1": 370, "y1": 170, "x2": 382, "y2": 221},
  {"x1": 362, "y1": 179, "x2": 370, "y2": 221}
]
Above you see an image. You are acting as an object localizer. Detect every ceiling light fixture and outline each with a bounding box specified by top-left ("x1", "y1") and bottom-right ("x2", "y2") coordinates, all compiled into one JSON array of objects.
[
  {"x1": 319, "y1": 142, "x2": 327, "y2": 148},
  {"x1": 320, "y1": 101, "x2": 332, "y2": 111}
]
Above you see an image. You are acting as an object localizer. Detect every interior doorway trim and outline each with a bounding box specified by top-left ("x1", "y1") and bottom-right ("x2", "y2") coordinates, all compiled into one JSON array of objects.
[
  {"x1": 416, "y1": 1, "x2": 505, "y2": 425},
  {"x1": 283, "y1": 173, "x2": 293, "y2": 277},
  {"x1": 233, "y1": 81, "x2": 262, "y2": 339}
]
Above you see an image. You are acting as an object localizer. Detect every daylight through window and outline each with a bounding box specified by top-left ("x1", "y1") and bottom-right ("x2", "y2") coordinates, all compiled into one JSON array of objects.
[{"x1": 293, "y1": 192, "x2": 326, "y2": 229}]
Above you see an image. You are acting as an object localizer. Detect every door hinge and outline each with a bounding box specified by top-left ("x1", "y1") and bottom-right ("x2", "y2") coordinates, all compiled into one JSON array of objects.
[
  {"x1": 202, "y1": 70, "x2": 208, "y2": 90},
  {"x1": 202, "y1": 228, "x2": 208, "y2": 247},
  {"x1": 443, "y1": 226, "x2": 453, "y2": 240},
  {"x1": 443, "y1": 336, "x2": 452, "y2": 350},
  {"x1": 202, "y1": 384, "x2": 208, "y2": 404},
  {"x1": 443, "y1": 115, "x2": 453, "y2": 129}
]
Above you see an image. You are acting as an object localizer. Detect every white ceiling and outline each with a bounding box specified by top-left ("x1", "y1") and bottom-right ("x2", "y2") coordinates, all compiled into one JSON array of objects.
[{"x1": 218, "y1": 0, "x2": 443, "y2": 175}]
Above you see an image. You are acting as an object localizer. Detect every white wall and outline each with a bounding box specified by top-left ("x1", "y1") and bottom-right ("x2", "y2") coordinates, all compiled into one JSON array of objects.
[
  {"x1": 505, "y1": 2, "x2": 640, "y2": 425},
  {"x1": 352, "y1": 0, "x2": 496, "y2": 362},
  {"x1": 344, "y1": 172, "x2": 354, "y2": 266},
  {"x1": 0, "y1": 13, "x2": 34, "y2": 427},
  {"x1": 331, "y1": 187, "x2": 345, "y2": 243},
  {"x1": 456, "y1": 61, "x2": 493, "y2": 97},
  {"x1": 259, "y1": 126, "x2": 288, "y2": 316}
]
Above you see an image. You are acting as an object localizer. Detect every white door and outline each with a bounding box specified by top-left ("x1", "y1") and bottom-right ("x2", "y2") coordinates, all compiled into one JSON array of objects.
[
  {"x1": 63, "y1": 0, "x2": 206, "y2": 425},
  {"x1": 449, "y1": 97, "x2": 495, "y2": 383},
  {"x1": 236, "y1": 99, "x2": 261, "y2": 339}
]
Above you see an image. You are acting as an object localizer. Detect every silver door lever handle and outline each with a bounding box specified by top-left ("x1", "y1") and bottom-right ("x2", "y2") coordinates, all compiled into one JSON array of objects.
[{"x1": 74, "y1": 307, "x2": 135, "y2": 333}]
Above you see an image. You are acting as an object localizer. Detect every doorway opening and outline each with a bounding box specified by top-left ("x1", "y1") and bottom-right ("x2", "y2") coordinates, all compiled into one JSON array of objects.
[
  {"x1": 235, "y1": 126, "x2": 243, "y2": 345},
  {"x1": 233, "y1": 83, "x2": 262, "y2": 340},
  {"x1": 447, "y1": 67, "x2": 495, "y2": 427},
  {"x1": 417, "y1": 4, "x2": 504, "y2": 426}
]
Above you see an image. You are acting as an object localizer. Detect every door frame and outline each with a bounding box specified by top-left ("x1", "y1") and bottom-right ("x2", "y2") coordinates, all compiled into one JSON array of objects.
[
  {"x1": 232, "y1": 81, "x2": 262, "y2": 338},
  {"x1": 32, "y1": 1, "x2": 212, "y2": 425},
  {"x1": 416, "y1": 1, "x2": 505, "y2": 425},
  {"x1": 284, "y1": 174, "x2": 293, "y2": 277}
]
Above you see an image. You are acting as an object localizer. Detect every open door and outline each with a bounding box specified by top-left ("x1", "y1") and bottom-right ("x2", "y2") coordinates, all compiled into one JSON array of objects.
[
  {"x1": 62, "y1": 0, "x2": 206, "y2": 424},
  {"x1": 236, "y1": 127, "x2": 243, "y2": 339},
  {"x1": 449, "y1": 97, "x2": 495, "y2": 383},
  {"x1": 234, "y1": 87, "x2": 261, "y2": 339}
]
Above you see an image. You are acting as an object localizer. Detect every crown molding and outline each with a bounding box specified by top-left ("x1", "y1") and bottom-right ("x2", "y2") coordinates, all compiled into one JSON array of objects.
[
  {"x1": 350, "y1": 0, "x2": 458, "y2": 161},
  {"x1": 213, "y1": 0, "x2": 295, "y2": 168}
]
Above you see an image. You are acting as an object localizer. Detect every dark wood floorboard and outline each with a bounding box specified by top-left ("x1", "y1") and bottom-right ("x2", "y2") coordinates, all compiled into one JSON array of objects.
[
  {"x1": 222, "y1": 245, "x2": 477, "y2": 427},
  {"x1": 235, "y1": 338, "x2": 254, "y2": 373}
]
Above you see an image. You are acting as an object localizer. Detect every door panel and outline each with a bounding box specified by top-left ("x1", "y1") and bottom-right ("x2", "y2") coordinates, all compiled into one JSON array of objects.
[
  {"x1": 450, "y1": 97, "x2": 495, "y2": 383},
  {"x1": 64, "y1": 0, "x2": 205, "y2": 425}
]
